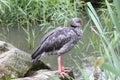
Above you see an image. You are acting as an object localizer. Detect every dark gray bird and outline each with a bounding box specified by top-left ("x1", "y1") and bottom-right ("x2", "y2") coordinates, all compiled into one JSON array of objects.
[{"x1": 31, "y1": 18, "x2": 83, "y2": 76}]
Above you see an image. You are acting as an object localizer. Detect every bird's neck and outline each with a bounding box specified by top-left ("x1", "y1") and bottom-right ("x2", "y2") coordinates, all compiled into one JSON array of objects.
[{"x1": 74, "y1": 27, "x2": 83, "y2": 36}]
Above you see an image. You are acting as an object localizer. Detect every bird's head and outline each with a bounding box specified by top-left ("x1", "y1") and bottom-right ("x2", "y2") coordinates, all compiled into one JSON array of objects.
[{"x1": 70, "y1": 18, "x2": 83, "y2": 28}]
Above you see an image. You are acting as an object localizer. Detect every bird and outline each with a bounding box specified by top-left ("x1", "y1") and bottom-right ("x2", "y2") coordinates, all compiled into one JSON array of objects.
[{"x1": 31, "y1": 18, "x2": 83, "y2": 77}]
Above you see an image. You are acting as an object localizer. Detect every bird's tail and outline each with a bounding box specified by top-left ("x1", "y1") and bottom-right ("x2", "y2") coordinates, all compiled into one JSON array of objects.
[
  {"x1": 31, "y1": 48, "x2": 42, "y2": 63},
  {"x1": 31, "y1": 54, "x2": 41, "y2": 63}
]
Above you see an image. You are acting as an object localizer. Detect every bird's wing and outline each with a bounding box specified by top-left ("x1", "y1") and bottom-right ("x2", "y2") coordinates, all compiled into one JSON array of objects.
[
  {"x1": 40, "y1": 27, "x2": 63, "y2": 46},
  {"x1": 40, "y1": 28, "x2": 72, "y2": 53},
  {"x1": 32, "y1": 27, "x2": 62, "y2": 54},
  {"x1": 31, "y1": 27, "x2": 73, "y2": 61},
  {"x1": 31, "y1": 27, "x2": 68, "y2": 59}
]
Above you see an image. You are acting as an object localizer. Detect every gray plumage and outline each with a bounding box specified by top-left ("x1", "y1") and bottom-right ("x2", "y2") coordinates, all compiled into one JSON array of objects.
[{"x1": 31, "y1": 18, "x2": 83, "y2": 63}]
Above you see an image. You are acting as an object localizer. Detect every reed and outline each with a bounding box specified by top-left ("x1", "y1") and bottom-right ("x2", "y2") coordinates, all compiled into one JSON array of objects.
[{"x1": 86, "y1": 1, "x2": 120, "y2": 79}]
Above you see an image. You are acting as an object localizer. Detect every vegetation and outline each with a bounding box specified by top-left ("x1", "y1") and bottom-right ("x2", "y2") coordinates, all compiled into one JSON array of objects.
[
  {"x1": 85, "y1": 0, "x2": 120, "y2": 79},
  {"x1": 0, "y1": 0, "x2": 84, "y2": 49},
  {"x1": 0, "y1": 0, "x2": 83, "y2": 28},
  {"x1": 0, "y1": 0, "x2": 120, "y2": 80}
]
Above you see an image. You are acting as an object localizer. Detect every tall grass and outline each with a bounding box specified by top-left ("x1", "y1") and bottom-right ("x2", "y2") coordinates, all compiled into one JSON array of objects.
[
  {"x1": 0, "y1": 0, "x2": 84, "y2": 28},
  {"x1": 0, "y1": 0, "x2": 84, "y2": 49},
  {"x1": 86, "y1": 0, "x2": 120, "y2": 79}
]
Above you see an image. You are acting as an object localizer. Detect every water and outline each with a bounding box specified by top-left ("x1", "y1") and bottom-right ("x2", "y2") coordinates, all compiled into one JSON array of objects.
[{"x1": 0, "y1": 24, "x2": 94, "y2": 78}]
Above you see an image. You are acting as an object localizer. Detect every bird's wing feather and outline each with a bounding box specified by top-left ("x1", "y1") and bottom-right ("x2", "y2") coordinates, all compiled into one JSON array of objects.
[
  {"x1": 41, "y1": 29, "x2": 71, "y2": 53},
  {"x1": 40, "y1": 27, "x2": 62, "y2": 46},
  {"x1": 32, "y1": 28, "x2": 58, "y2": 56}
]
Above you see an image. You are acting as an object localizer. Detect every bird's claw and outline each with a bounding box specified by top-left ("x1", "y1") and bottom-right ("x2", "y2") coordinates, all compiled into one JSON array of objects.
[
  {"x1": 55, "y1": 67, "x2": 72, "y2": 79},
  {"x1": 58, "y1": 71, "x2": 70, "y2": 79}
]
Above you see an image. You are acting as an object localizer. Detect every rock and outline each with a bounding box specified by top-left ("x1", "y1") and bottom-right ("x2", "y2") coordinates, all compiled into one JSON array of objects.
[
  {"x1": 14, "y1": 69, "x2": 74, "y2": 80},
  {"x1": 0, "y1": 41, "x2": 74, "y2": 80},
  {"x1": 0, "y1": 41, "x2": 32, "y2": 79},
  {"x1": 14, "y1": 70, "x2": 58, "y2": 80},
  {"x1": 24, "y1": 60, "x2": 51, "y2": 77},
  {"x1": 0, "y1": 41, "x2": 50, "y2": 80}
]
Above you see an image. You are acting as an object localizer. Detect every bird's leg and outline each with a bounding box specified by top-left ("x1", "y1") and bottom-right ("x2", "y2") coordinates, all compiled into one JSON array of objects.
[
  {"x1": 57, "y1": 55, "x2": 71, "y2": 78},
  {"x1": 58, "y1": 55, "x2": 62, "y2": 72}
]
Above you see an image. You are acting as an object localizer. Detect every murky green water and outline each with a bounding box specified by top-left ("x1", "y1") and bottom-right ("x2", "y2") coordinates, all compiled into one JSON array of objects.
[{"x1": 0, "y1": 23, "x2": 94, "y2": 78}]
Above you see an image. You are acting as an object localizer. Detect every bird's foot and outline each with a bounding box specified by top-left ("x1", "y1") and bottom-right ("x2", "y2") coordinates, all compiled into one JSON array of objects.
[{"x1": 55, "y1": 67, "x2": 72, "y2": 79}]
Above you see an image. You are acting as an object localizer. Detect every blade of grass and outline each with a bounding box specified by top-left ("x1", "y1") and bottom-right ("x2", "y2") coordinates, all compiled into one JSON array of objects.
[
  {"x1": 18, "y1": 6, "x2": 26, "y2": 16},
  {"x1": 86, "y1": 2, "x2": 113, "y2": 64},
  {"x1": 113, "y1": 0, "x2": 120, "y2": 18},
  {"x1": 106, "y1": 0, "x2": 120, "y2": 32},
  {"x1": 86, "y1": 2, "x2": 103, "y2": 34},
  {"x1": 0, "y1": 0, "x2": 11, "y2": 11}
]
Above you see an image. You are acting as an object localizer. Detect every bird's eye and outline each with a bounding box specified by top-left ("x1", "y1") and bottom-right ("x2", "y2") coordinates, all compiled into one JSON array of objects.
[
  {"x1": 77, "y1": 20, "x2": 82, "y2": 25},
  {"x1": 77, "y1": 20, "x2": 81, "y2": 23}
]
